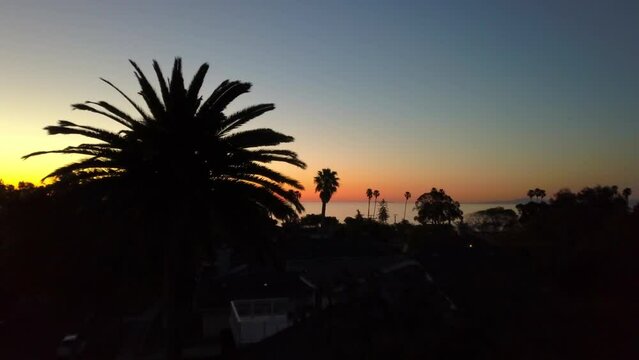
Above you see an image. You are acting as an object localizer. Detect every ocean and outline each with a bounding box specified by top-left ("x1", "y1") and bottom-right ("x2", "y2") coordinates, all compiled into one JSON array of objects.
[{"x1": 300, "y1": 201, "x2": 518, "y2": 223}]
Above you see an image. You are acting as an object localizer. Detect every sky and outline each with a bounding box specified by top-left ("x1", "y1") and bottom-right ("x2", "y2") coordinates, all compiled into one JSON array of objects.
[{"x1": 0, "y1": 0, "x2": 637, "y2": 202}]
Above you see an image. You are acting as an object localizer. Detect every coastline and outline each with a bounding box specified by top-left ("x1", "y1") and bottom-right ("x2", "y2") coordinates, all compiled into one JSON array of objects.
[{"x1": 299, "y1": 201, "x2": 519, "y2": 222}]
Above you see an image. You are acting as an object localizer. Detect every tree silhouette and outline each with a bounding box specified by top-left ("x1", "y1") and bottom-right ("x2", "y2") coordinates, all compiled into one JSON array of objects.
[
  {"x1": 403, "y1": 191, "x2": 411, "y2": 221},
  {"x1": 622, "y1": 187, "x2": 632, "y2": 206},
  {"x1": 378, "y1": 199, "x2": 389, "y2": 223},
  {"x1": 314, "y1": 168, "x2": 340, "y2": 218},
  {"x1": 551, "y1": 188, "x2": 578, "y2": 207},
  {"x1": 414, "y1": 188, "x2": 463, "y2": 225},
  {"x1": 24, "y1": 58, "x2": 305, "y2": 217},
  {"x1": 576, "y1": 185, "x2": 627, "y2": 211},
  {"x1": 0, "y1": 179, "x2": 15, "y2": 204},
  {"x1": 528, "y1": 188, "x2": 547, "y2": 202},
  {"x1": 372, "y1": 189, "x2": 380, "y2": 218},
  {"x1": 366, "y1": 188, "x2": 373, "y2": 219},
  {"x1": 521, "y1": 185, "x2": 629, "y2": 225},
  {"x1": 17, "y1": 181, "x2": 35, "y2": 191},
  {"x1": 24, "y1": 58, "x2": 306, "y2": 358},
  {"x1": 467, "y1": 207, "x2": 518, "y2": 232},
  {"x1": 532, "y1": 188, "x2": 546, "y2": 202}
]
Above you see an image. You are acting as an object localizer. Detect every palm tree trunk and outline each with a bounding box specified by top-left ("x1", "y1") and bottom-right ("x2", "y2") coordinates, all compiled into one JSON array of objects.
[
  {"x1": 164, "y1": 193, "x2": 189, "y2": 360},
  {"x1": 403, "y1": 199, "x2": 408, "y2": 221},
  {"x1": 164, "y1": 217, "x2": 181, "y2": 360},
  {"x1": 321, "y1": 201, "x2": 327, "y2": 218},
  {"x1": 372, "y1": 200, "x2": 377, "y2": 218},
  {"x1": 367, "y1": 199, "x2": 371, "y2": 219}
]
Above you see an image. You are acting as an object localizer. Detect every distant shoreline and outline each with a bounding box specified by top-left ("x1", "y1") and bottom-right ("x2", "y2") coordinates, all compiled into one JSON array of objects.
[
  {"x1": 301, "y1": 200, "x2": 523, "y2": 205},
  {"x1": 299, "y1": 199, "x2": 637, "y2": 223},
  {"x1": 299, "y1": 201, "x2": 520, "y2": 223}
]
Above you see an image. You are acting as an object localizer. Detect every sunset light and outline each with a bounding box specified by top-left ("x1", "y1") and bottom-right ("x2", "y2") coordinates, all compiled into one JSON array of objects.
[{"x1": 1, "y1": 1, "x2": 637, "y2": 359}]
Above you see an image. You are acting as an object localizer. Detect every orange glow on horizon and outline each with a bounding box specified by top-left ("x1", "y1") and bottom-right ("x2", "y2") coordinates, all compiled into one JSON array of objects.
[{"x1": 3, "y1": 154, "x2": 636, "y2": 204}]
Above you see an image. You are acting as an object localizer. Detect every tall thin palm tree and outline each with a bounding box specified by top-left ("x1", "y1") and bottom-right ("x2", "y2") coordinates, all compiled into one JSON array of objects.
[
  {"x1": 372, "y1": 189, "x2": 380, "y2": 218},
  {"x1": 622, "y1": 187, "x2": 632, "y2": 206},
  {"x1": 527, "y1": 189, "x2": 535, "y2": 202},
  {"x1": 403, "y1": 191, "x2": 411, "y2": 221},
  {"x1": 314, "y1": 168, "x2": 339, "y2": 218},
  {"x1": 24, "y1": 58, "x2": 306, "y2": 359},
  {"x1": 366, "y1": 188, "x2": 373, "y2": 218}
]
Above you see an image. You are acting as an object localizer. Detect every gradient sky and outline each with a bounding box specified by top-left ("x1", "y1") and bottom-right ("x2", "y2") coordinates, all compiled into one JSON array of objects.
[{"x1": 1, "y1": 0, "x2": 637, "y2": 202}]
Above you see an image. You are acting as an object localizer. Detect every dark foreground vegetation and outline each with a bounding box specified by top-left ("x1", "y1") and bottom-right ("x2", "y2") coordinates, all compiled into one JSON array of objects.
[{"x1": 1, "y1": 181, "x2": 637, "y2": 359}]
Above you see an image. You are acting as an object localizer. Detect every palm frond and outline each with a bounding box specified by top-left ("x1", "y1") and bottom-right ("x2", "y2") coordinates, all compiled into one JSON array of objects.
[
  {"x1": 84, "y1": 101, "x2": 142, "y2": 129},
  {"x1": 250, "y1": 149, "x2": 300, "y2": 157},
  {"x1": 224, "y1": 128, "x2": 294, "y2": 148},
  {"x1": 152, "y1": 60, "x2": 170, "y2": 106},
  {"x1": 22, "y1": 145, "x2": 119, "y2": 159},
  {"x1": 53, "y1": 169, "x2": 121, "y2": 185},
  {"x1": 197, "y1": 80, "x2": 252, "y2": 122},
  {"x1": 100, "y1": 77, "x2": 152, "y2": 122},
  {"x1": 42, "y1": 157, "x2": 120, "y2": 180},
  {"x1": 233, "y1": 174, "x2": 304, "y2": 213},
  {"x1": 228, "y1": 162, "x2": 304, "y2": 189},
  {"x1": 246, "y1": 150, "x2": 306, "y2": 168},
  {"x1": 186, "y1": 63, "x2": 209, "y2": 114},
  {"x1": 219, "y1": 104, "x2": 275, "y2": 135},
  {"x1": 167, "y1": 58, "x2": 186, "y2": 112},
  {"x1": 72, "y1": 102, "x2": 135, "y2": 129},
  {"x1": 44, "y1": 121, "x2": 123, "y2": 144},
  {"x1": 129, "y1": 60, "x2": 166, "y2": 120}
]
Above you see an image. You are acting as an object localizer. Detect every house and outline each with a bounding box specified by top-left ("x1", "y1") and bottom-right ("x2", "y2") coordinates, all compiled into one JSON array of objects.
[
  {"x1": 195, "y1": 269, "x2": 315, "y2": 347},
  {"x1": 237, "y1": 258, "x2": 462, "y2": 360},
  {"x1": 285, "y1": 255, "x2": 411, "y2": 307}
]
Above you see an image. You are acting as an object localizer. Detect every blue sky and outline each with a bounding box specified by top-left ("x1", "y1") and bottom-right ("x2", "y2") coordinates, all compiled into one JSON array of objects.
[{"x1": 1, "y1": 0, "x2": 637, "y2": 201}]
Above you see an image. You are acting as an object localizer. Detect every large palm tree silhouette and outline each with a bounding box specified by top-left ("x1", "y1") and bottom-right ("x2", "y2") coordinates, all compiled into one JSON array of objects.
[
  {"x1": 25, "y1": 58, "x2": 306, "y2": 358},
  {"x1": 25, "y1": 59, "x2": 305, "y2": 216},
  {"x1": 314, "y1": 168, "x2": 339, "y2": 218}
]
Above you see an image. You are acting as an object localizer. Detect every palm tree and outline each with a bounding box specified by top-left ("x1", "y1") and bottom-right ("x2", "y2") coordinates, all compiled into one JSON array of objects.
[
  {"x1": 403, "y1": 191, "x2": 411, "y2": 221},
  {"x1": 24, "y1": 58, "x2": 306, "y2": 358},
  {"x1": 366, "y1": 188, "x2": 373, "y2": 218},
  {"x1": 25, "y1": 59, "x2": 305, "y2": 216},
  {"x1": 622, "y1": 187, "x2": 632, "y2": 206},
  {"x1": 527, "y1": 189, "x2": 535, "y2": 202},
  {"x1": 372, "y1": 189, "x2": 380, "y2": 218},
  {"x1": 314, "y1": 168, "x2": 339, "y2": 218}
]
